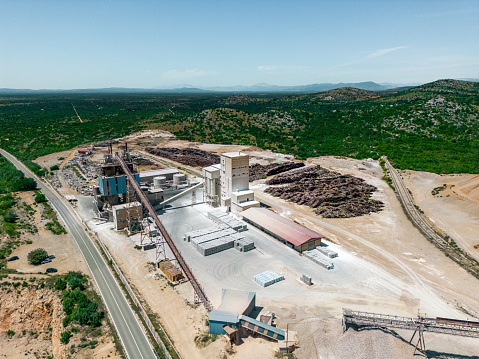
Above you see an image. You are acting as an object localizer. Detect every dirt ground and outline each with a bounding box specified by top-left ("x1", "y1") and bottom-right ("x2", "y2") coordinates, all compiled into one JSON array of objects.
[
  {"x1": 6, "y1": 191, "x2": 89, "y2": 275},
  {"x1": 31, "y1": 131, "x2": 479, "y2": 358},
  {"x1": 403, "y1": 170, "x2": 479, "y2": 262},
  {"x1": 2, "y1": 191, "x2": 120, "y2": 359}
]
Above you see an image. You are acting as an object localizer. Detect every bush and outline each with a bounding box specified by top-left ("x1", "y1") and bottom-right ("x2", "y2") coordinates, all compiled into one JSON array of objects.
[
  {"x1": 50, "y1": 165, "x2": 60, "y2": 171},
  {"x1": 63, "y1": 315, "x2": 72, "y2": 327},
  {"x1": 4, "y1": 210, "x2": 18, "y2": 223},
  {"x1": 27, "y1": 248, "x2": 48, "y2": 265},
  {"x1": 60, "y1": 331, "x2": 71, "y2": 344},
  {"x1": 34, "y1": 193, "x2": 47, "y2": 203},
  {"x1": 6, "y1": 330, "x2": 15, "y2": 338},
  {"x1": 55, "y1": 278, "x2": 67, "y2": 290}
]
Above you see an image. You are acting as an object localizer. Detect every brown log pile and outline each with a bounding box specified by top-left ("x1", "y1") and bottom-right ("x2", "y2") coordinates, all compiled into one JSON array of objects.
[
  {"x1": 249, "y1": 162, "x2": 305, "y2": 182},
  {"x1": 265, "y1": 166, "x2": 383, "y2": 218},
  {"x1": 145, "y1": 147, "x2": 220, "y2": 167}
]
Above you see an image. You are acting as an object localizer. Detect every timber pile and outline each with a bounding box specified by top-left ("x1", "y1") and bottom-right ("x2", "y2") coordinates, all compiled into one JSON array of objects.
[
  {"x1": 145, "y1": 147, "x2": 220, "y2": 167},
  {"x1": 249, "y1": 162, "x2": 305, "y2": 182},
  {"x1": 265, "y1": 166, "x2": 383, "y2": 218}
]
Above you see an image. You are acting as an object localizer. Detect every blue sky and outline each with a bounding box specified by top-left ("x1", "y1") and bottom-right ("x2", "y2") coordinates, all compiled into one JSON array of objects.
[{"x1": 1, "y1": 0, "x2": 478, "y2": 89}]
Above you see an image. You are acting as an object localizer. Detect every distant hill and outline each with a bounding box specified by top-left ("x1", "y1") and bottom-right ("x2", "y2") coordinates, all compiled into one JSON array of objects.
[
  {"x1": 1, "y1": 78, "x2": 478, "y2": 174},
  {"x1": 0, "y1": 81, "x2": 407, "y2": 95},
  {"x1": 202, "y1": 81, "x2": 392, "y2": 93}
]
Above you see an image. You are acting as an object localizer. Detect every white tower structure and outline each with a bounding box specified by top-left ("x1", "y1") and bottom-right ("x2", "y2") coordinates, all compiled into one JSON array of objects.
[{"x1": 218, "y1": 151, "x2": 259, "y2": 213}]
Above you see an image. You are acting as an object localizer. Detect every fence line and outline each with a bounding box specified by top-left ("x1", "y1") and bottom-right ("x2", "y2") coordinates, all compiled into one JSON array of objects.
[
  {"x1": 46, "y1": 174, "x2": 177, "y2": 359},
  {"x1": 88, "y1": 224, "x2": 175, "y2": 359}
]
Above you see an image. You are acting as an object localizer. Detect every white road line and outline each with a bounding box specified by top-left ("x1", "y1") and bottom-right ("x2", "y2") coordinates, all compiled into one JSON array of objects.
[{"x1": 0, "y1": 149, "x2": 154, "y2": 358}]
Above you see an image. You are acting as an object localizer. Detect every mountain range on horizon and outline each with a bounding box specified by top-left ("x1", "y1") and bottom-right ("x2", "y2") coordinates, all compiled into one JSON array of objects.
[{"x1": 1, "y1": 79, "x2": 478, "y2": 95}]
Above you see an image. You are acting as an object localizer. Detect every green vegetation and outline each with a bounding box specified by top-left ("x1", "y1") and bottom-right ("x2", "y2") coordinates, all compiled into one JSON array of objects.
[
  {"x1": 60, "y1": 330, "x2": 72, "y2": 344},
  {"x1": 6, "y1": 329, "x2": 15, "y2": 338},
  {"x1": 27, "y1": 248, "x2": 48, "y2": 265},
  {"x1": 432, "y1": 184, "x2": 448, "y2": 196},
  {"x1": 0, "y1": 154, "x2": 36, "y2": 193},
  {"x1": 34, "y1": 192, "x2": 47, "y2": 203},
  {"x1": 0, "y1": 79, "x2": 478, "y2": 174},
  {"x1": 59, "y1": 272, "x2": 104, "y2": 328},
  {"x1": 40, "y1": 201, "x2": 67, "y2": 235},
  {"x1": 194, "y1": 332, "x2": 217, "y2": 348}
]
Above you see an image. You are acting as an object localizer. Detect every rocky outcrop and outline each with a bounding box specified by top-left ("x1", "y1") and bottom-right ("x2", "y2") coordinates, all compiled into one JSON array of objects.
[{"x1": 0, "y1": 283, "x2": 64, "y2": 358}]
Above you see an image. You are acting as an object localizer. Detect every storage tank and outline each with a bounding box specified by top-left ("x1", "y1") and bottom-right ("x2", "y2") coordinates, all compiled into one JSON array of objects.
[
  {"x1": 153, "y1": 176, "x2": 166, "y2": 188},
  {"x1": 173, "y1": 174, "x2": 186, "y2": 185}
]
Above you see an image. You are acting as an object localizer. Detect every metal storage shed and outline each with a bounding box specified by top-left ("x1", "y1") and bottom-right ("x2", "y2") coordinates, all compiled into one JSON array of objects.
[
  {"x1": 209, "y1": 289, "x2": 256, "y2": 335},
  {"x1": 241, "y1": 207, "x2": 324, "y2": 253}
]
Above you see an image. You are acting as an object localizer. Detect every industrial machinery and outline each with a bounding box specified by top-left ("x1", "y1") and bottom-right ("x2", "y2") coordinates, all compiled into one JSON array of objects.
[{"x1": 115, "y1": 152, "x2": 212, "y2": 311}]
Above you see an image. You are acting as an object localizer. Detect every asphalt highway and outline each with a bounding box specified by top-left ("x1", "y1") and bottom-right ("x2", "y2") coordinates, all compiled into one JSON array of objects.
[{"x1": 0, "y1": 149, "x2": 157, "y2": 359}]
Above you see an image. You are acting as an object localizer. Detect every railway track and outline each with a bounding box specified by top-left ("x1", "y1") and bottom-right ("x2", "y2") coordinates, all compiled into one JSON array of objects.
[
  {"x1": 383, "y1": 157, "x2": 479, "y2": 278},
  {"x1": 384, "y1": 158, "x2": 447, "y2": 249}
]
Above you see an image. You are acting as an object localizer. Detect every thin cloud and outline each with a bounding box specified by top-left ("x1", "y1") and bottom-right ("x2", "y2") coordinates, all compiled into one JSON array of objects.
[
  {"x1": 257, "y1": 65, "x2": 310, "y2": 72},
  {"x1": 162, "y1": 69, "x2": 217, "y2": 80},
  {"x1": 367, "y1": 46, "x2": 408, "y2": 59},
  {"x1": 257, "y1": 65, "x2": 278, "y2": 71}
]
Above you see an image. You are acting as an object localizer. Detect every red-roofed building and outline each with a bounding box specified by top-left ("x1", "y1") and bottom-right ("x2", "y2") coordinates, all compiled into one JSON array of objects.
[{"x1": 241, "y1": 207, "x2": 324, "y2": 253}]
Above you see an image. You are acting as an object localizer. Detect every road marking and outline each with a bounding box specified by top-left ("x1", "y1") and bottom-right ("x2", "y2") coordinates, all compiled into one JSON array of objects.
[{"x1": 0, "y1": 149, "x2": 154, "y2": 359}]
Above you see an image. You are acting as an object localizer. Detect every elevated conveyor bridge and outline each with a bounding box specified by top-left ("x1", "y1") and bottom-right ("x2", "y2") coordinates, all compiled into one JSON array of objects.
[
  {"x1": 343, "y1": 309, "x2": 479, "y2": 357},
  {"x1": 116, "y1": 152, "x2": 212, "y2": 312}
]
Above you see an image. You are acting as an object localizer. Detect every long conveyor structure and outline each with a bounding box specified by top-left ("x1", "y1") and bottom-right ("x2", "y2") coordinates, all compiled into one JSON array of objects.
[
  {"x1": 343, "y1": 308, "x2": 479, "y2": 357},
  {"x1": 116, "y1": 152, "x2": 212, "y2": 312}
]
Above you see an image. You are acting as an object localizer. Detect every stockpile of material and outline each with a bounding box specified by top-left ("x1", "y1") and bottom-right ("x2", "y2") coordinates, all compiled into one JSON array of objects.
[
  {"x1": 304, "y1": 250, "x2": 334, "y2": 269},
  {"x1": 234, "y1": 237, "x2": 255, "y2": 252},
  {"x1": 265, "y1": 166, "x2": 383, "y2": 218},
  {"x1": 197, "y1": 236, "x2": 236, "y2": 256},
  {"x1": 145, "y1": 147, "x2": 220, "y2": 167},
  {"x1": 184, "y1": 224, "x2": 231, "y2": 242},
  {"x1": 249, "y1": 162, "x2": 305, "y2": 182},
  {"x1": 189, "y1": 227, "x2": 236, "y2": 249},
  {"x1": 254, "y1": 270, "x2": 285, "y2": 287},
  {"x1": 316, "y1": 246, "x2": 338, "y2": 258},
  {"x1": 158, "y1": 260, "x2": 184, "y2": 282},
  {"x1": 208, "y1": 210, "x2": 247, "y2": 232},
  {"x1": 185, "y1": 225, "x2": 254, "y2": 256}
]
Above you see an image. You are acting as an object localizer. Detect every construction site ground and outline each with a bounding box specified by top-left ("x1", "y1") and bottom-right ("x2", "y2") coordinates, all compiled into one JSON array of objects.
[{"x1": 37, "y1": 132, "x2": 479, "y2": 358}]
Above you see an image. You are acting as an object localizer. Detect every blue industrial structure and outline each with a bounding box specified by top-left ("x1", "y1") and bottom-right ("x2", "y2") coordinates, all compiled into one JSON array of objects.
[
  {"x1": 98, "y1": 174, "x2": 140, "y2": 196},
  {"x1": 208, "y1": 289, "x2": 285, "y2": 341}
]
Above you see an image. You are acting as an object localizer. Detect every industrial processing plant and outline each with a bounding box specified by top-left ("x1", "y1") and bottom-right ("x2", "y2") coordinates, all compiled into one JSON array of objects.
[{"x1": 33, "y1": 138, "x2": 479, "y2": 359}]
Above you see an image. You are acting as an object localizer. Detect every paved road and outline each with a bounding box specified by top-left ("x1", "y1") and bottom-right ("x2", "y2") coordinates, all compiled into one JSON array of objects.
[{"x1": 0, "y1": 149, "x2": 156, "y2": 359}]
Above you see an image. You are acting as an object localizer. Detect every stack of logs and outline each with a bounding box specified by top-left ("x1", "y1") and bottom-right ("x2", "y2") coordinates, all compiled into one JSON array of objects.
[
  {"x1": 249, "y1": 162, "x2": 305, "y2": 182},
  {"x1": 265, "y1": 166, "x2": 383, "y2": 218},
  {"x1": 145, "y1": 147, "x2": 220, "y2": 167}
]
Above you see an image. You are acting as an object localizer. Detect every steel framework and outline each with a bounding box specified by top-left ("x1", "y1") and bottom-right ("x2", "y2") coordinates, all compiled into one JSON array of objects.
[
  {"x1": 343, "y1": 309, "x2": 479, "y2": 357},
  {"x1": 115, "y1": 152, "x2": 212, "y2": 311}
]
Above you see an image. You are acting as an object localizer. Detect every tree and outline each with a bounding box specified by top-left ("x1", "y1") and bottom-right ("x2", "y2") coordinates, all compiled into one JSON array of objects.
[
  {"x1": 27, "y1": 248, "x2": 48, "y2": 265},
  {"x1": 50, "y1": 165, "x2": 59, "y2": 171},
  {"x1": 35, "y1": 193, "x2": 46, "y2": 203},
  {"x1": 4, "y1": 210, "x2": 17, "y2": 223}
]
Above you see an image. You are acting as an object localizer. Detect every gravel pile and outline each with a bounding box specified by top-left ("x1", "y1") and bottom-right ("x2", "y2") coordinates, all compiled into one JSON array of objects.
[{"x1": 290, "y1": 317, "x2": 413, "y2": 359}]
